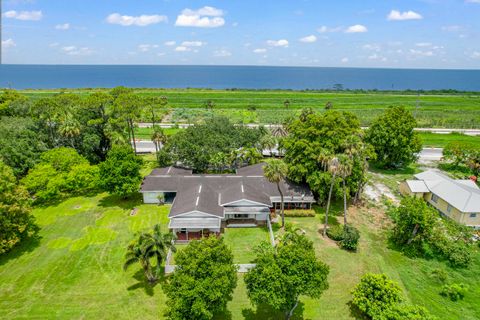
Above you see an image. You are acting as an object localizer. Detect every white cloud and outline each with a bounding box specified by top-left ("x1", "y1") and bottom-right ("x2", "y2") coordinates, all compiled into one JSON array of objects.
[
  {"x1": 55, "y1": 23, "x2": 70, "y2": 30},
  {"x1": 253, "y1": 48, "x2": 267, "y2": 54},
  {"x1": 466, "y1": 0, "x2": 480, "y2": 3},
  {"x1": 441, "y1": 25, "x2": 462, "y2": 32},
  {"x1": 61, "y1": 46, "x2": 93, "y2": 56},
  {"x1": 299, "y1": 35, "x2": 317, "y2": 43},
  {"x1": 175, "y1": 6, "x2": 225, "y2": 28},
  {"x1": 106, "y1": 13, "x2": 167, "y2": 27},
  {"x1": 1, "y1": 38, "x2": 16, "y2": 49},
  {"x1": 181, "y1": 41, "x2": 204, "y2": 47},
  {"x1": 363, "y1": 44, "x2": 381, "y2": 51},
  {"x1": 49, "y1": 42, "x2": 59, "y2": 47},
  {"x1": 470, "y1": 51, "x2": 480, "y2": 59},
  {"x1": 4, "y1": 10, "x2": 42, "y2": 21},
  {"x1": 368, "y1": 53, "x2": 387, "y2": 62},
  {"x1": 416, "y1": 42, "x2": 432, "y2": 47},
  {"x1": 138, "y1": 44, "x2": 159, "y2": 52},
  {"x1": 317, "y1": 26, "x2": 342, "y2": 33},
  {"x1": 409, "y1": 49, "x2": 434, "y2": 57},
  {"x1": 267, "y1": 39, "x2": 289, "y2": 47},
  {"x1": 175, "y1": 46, "x2": 190, "y2": 52},
  {"x1": 164, "y1": 41, "x2": 176, "y2": 46},
  {"x1": 341, "y1": 57, "x2": 349, "y2": 63},
  {"x1": 387, "y1": 10, "x2": 423, "y2": 21},
  {"x1": 345, "y1": 25, "x2": 368, "y2": 33},
  {"x1": 213, "y1": 49, "x2": 232, "y2": 57}
]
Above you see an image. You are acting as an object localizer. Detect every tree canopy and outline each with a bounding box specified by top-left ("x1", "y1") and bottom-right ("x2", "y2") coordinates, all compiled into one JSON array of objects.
[
  {"x1": 98, "y1": 145, "x2": 143, "y2": 198},
  {"x1": 164, "y1": 236, "x2": 237, "y2": 320},
  {"x1": 21, "y1": 147, "x2": 99, "y2": 202},
  {"x1": 281, "y1": 110, "x2": 372, "y2": 203},
  {"x1": 0, "y1": 161, "x2": 38, "y2": 254},
  {"x1": 244, "y1": 227, "x2": 329, "y2": 319},
  {"x1": 164, "y1": 116, "x2": 265, "y2": 172},
  {"x1": 365, "y1": 106, "x2": 422, "y2": 168}
]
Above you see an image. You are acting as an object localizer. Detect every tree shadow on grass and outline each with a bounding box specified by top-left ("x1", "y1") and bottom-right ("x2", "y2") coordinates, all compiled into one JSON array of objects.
[
  {"x1": 127, "y1": 267, "x2": 166, "y2": 297},
  {"x1": 241, "y1": 302, "x2": 306, "y2": 320},
  {"x1": 0, "y1": 234, "x2": 42, "y2": 267},
  {"x1": 98, "y1": 193, "x2": 142, "y2": 210},
  {"x1": 347, "y1": 301, "x2": 368, "y2": 320}
]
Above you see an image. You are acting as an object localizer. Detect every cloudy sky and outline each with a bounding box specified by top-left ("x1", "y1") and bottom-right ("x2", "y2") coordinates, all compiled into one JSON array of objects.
[{"x1": 2, "y1": 0, "x2": 480, "y2": 68}]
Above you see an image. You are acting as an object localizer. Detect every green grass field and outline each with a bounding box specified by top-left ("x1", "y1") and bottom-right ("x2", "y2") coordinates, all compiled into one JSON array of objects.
[
  {"x1": 20, "y1": 89, "x2": 480, "y2": 128},
  {"x1": 1, "y1": 192, "x2": 479, "y2": 319},
  {"x1": 419, "y1": 132, "x2": 480, "y2": 147}
]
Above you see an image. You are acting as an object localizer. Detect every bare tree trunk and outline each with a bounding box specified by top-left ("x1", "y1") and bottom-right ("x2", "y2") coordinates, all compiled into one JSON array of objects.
[
  {"x1": 286, "y1": 299, "x2": 299, "y2": 320},
  {"x1": 277, "y1": 182, "x2": 285, "y2": 229},
  {"x1": 151, "y1": 107, "x2": 156, "y2": 128},
  {"x1": 343, "y1": 177, "x2": 348, "y2": 225},
  {"x1": 129, "y1": 119, "x2": 137, "y2": 155},
  {"x1": 407, "y1": 224, "x2": 420, "y2": 244},
  {"x1": 154, "y1": 141, "x2": 159, "y2": 162},
  {"x1": 323, "y1": 172, "x2": 336, "y2": 237}
]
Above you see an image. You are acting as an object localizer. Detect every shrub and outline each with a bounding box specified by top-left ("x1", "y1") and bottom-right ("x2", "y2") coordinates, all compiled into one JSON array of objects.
[
  {"x1": 351, "y1": 273, "x2": 403, "y2": 319},
  {"x1": 283, "y1": 209, "x2": 315, "y2": 217},
  {"x1": 440, "y1": 283, "x2": 467, "y2": 301},
  {"x1": 340, "y1": 225, "x2": 360, "y2": 251},
  {"x1": 430, "y1": 268, "x2": 448, "y2": 283},
  {"x1": 326, "y1": 225, "x2": 344, "y2": 241},
  {"x1": 379, "y1": 304, "x2": 437, "y2": 320}
]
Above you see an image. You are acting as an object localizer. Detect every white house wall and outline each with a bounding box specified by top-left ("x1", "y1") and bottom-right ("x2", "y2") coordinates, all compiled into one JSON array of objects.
[{"x1": 143, "y1": 192, "x2": 163, "y2": 204}]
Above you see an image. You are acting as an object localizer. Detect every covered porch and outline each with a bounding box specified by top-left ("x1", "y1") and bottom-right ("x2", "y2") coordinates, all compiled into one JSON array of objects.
[
  {"x1": 223, "y1": 206, "x2": 270, "y2": 227},
  {"x1": 169, "y1": 217, "x2": 221, "y2": 243}
]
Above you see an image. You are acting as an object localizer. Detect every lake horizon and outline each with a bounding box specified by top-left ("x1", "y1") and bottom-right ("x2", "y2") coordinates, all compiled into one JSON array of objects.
[{"x1": 1, "y1": 64, "x2": 480, "y2": 91}]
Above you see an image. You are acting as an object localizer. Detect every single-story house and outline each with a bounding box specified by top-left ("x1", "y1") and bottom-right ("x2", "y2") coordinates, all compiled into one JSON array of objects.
[
  {"x1": 140, "y1": 163, "x2": 315, "y2": 240},
  {"x1": 400, "y1": 170, "x2": 480, "y2": 228}
]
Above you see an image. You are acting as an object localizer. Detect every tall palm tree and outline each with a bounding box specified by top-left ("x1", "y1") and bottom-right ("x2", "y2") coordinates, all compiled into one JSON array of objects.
[
  {"x1": 337, "y1": 155, "x2": 353, "y2": 225},
  {"x1": 271, "y1": 125, "x2": 288, "y2": 139},
  {"x1": 321, "y1": 155, "x2": 340, "y2": 237},
  {"x1": 140, "y1": 224, "x2": 176, "y2": 276},
  {"x1": 124, "y1": 226, "x2": 177, "y2": 283},
  {"x1": 263, "y1": 159, "x2": 289, "y2": 229},
  {"x1": 123, "y1": 239, "x2": 157, "y2": 283},
  {"x1": 151, "y1": 126, "x2": 167, "y2": 162}
]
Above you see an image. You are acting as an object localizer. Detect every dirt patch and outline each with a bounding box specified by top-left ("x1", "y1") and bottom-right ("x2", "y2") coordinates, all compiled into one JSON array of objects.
[
  {"x1": 349, "y1": 205, "x2": 392, "y2": 230},
  {"x1": 130, "y1": 208, "x2": 138, "y2": 216}
]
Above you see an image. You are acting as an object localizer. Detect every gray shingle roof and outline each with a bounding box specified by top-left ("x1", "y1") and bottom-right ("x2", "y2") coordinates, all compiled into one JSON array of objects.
[
  {"x1": 141, "y1": 163, "x2": 315, "y2": 217},
  {"x1": 414, "y1": 170, "x2": 480, "y2": 213}
]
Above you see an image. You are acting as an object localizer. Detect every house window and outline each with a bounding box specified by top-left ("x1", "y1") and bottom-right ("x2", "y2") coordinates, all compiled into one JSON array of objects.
[
  {"x1": 431, "y1": 194, "x2": 439, "y2": 203},
  {"x1": 447, "y1": 204, "x2": 453, "y2": 213},
  {"x1": 234, "y1": 214, "x2": 249, "y2": 219},
  {"x1": 470, "y1": 213, "x2": 477, "y2": 218}
]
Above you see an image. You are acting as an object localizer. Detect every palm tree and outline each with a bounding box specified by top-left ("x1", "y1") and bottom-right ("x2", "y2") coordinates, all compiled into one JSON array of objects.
[
  {"x1": 124, "y1": 225, "x2": 176, "y2": 283},
  {"x1": 321, "y1": 155, "x2": 340, "y2": 237},
  {"x1": 123, "y1": 238, "x2": 157, "y2": 283},
  {"x1": 140, "y1": 224, "x2": 176, "y2": 276},
  {"x1": 271, "y1": 125, "x2": 288, "y2": 138},
  {"x1": 151, "y1": 126, "x2": 167, "y2": 162},
  {"x1": 58, "y1": 113, "x2": 81, "y2": 148},
  {"x1": 260, "y1": 133, "x2": 277, "y2": 157},
  {"x1": 337, "y1": 155, "x2": 353, "y2": 225},
  {"x1": 263, "y1": 159, "x2": 289, "y2": 229}
]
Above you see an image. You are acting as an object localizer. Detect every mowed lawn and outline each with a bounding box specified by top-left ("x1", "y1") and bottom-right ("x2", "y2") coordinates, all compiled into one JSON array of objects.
[
  {"x1": 0, "y1": 194, "x2": 171, "y2": 319},
  {"x1": 1, "y1": 194, "x2": 479, "y2": 319},
  {"x1": 222, "y1": 227, "x2": 271, "y2": 264}
]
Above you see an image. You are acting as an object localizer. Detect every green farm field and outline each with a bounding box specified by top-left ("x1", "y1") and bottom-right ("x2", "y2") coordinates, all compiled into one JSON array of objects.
[{"x1": 20, "y1": 89, "x2": 480, "y2": 128}]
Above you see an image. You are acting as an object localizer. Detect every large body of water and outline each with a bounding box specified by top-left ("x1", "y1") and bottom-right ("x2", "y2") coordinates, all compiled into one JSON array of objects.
[{"x1": 1, "y1": 64, "x2": 480, "y2": 91}]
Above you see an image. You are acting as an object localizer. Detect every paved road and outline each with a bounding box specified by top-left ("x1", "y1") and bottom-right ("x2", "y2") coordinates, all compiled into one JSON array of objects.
[
  {"x1": 138, "y1": 123, "x2": 480, "y2": 136},
  {"x1": 133, "y1": 139, "x2": 443, "y2": 162},
  {"x1": 418, "y1": 148, "x2": 443, "y2": 162}
]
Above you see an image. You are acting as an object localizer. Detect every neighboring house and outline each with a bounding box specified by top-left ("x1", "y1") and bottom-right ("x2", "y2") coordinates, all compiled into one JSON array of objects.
[
  {"x1": 400, "y1": 170, "x2": 480, "y2": 228},
  {"x1": 140, "y1": 163, "x2": 315, "y2": 240}
]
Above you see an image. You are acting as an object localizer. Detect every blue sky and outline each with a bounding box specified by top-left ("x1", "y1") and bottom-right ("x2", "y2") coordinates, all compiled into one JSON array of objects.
[{"x1": 2, "y1": 0, "x2": 480, "y2": 68}]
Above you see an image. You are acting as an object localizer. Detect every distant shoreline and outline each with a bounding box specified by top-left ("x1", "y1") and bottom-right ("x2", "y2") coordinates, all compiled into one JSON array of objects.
[{"x1": 2, "y1": 65, "x2": 480, "y2": 91}]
